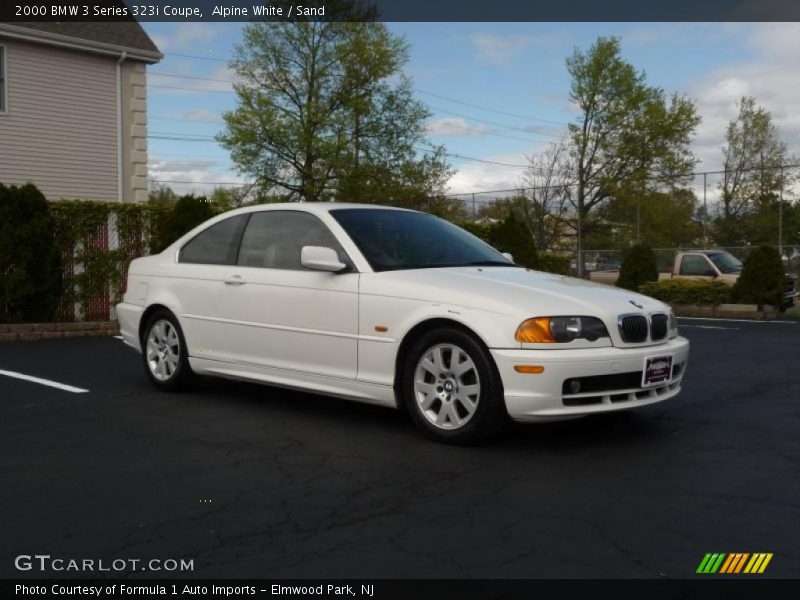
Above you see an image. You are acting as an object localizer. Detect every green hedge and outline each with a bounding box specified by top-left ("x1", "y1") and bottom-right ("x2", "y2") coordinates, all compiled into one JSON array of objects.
[
  {"x1": 49, "y1": 200, "x2": 168, "y2": 319},
  {"x1": 534, "y1": 253, "x2": 571, "y2": 276},
  {"x1": 44, "y1": 195, "x2": 216, "y2": 321},
  {"x1": 639, "y1": 278, "x2": 732, "y2": 306},
  {"x1": 0, "y1": 183, "x2": 62, "y2": 322}
]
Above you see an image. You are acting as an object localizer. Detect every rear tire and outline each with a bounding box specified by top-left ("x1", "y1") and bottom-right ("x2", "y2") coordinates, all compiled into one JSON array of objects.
[
  {"x1": 401, "y1": 327, "x2": 507, "y2": 444},
  {"x1": 141, "y1": 310, "x2": 194, "y2": 391}
]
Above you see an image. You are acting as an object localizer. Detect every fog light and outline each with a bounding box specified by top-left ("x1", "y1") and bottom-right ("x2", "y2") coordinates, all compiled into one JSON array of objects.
[{"x1": 567, "y1": 379, "x2": 581, "y2": 394}]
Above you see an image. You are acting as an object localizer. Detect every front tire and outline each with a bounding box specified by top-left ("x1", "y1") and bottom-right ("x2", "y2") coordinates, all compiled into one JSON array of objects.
[
  {"x1": 401, "y1": 327, "x2": 506, "y2": 444},
  {"x1": 141, "y1": 310, "x2": 194, "y2": 391}
]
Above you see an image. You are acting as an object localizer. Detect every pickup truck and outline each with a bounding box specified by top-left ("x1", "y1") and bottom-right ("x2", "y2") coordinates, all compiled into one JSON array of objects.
[{"x1": 589, "y1": 250, "x2": 799, "y2": 308}]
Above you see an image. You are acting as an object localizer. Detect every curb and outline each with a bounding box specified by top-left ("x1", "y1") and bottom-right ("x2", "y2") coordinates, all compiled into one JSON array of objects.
[
  {"x1": 0, "y1": 321, "x2": 119, "y2": 342},
  {"x1": 673, "y1": 304, "x2": 780, "y2": 320}
]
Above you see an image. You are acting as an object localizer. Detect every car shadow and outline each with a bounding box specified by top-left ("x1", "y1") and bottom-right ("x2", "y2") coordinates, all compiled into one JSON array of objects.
[{"x1": 181, "y1": 375, "x2": 667, "y2": 452}]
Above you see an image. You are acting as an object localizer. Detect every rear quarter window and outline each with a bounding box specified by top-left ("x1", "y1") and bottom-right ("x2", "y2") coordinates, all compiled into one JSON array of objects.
[{"x1": 178, "y1": 215, "x2": 249, "y2": 265}]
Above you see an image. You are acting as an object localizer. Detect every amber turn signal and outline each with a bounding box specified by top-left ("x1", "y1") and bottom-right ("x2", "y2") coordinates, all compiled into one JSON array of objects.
[
  {"x1": 515, "y1": 317, "x2": 555, "y2": 343},
  {"x1": 514, "y1": 365, "x2": 545, "y2": 374}
]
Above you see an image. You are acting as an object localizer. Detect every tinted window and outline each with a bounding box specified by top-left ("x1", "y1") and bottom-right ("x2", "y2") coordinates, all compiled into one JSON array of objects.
[
  {"x1": 708, "y1": 251, "x2": 742, "y2": 274},
  {"x1": 237, "y1": 211, "x2": 345, "y2": 270},
  {"x1": 330, "y1": 209, "x2": 513, "y2": 272},
  {"x1": 179, "y1": 215, "x2": 248, "y2": 265},
  {"x1": 679, "y1": 254, "x2": 715, "y2": 276}
]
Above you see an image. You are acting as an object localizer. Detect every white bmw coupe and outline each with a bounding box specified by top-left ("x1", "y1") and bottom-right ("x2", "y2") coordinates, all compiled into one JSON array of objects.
[{"x1": 117, "y1": 203, "x2": 689, "y2": 443}]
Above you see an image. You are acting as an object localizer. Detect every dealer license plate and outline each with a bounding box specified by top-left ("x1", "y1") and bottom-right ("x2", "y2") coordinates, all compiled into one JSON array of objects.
[{"x1": 642, "y1": 355, "x2": 673, "y2": 387}]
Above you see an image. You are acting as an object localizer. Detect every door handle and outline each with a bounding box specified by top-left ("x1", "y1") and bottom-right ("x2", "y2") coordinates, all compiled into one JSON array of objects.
[{"x1": 223, "y1": 274, "x2": 247, "y2": 285}]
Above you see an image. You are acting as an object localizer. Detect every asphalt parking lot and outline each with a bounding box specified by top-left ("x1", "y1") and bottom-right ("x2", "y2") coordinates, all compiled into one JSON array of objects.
[{"x1": 1, "y1": 318, "x2": 798, "y2": 579}]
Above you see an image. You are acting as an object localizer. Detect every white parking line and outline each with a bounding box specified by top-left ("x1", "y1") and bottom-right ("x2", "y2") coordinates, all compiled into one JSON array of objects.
[
  {"x1": 0, "y1": 369, "x2": 89, "y2": 394},
  {"x1": 680, "y1": 324, "x2": 739, "y2": 330},
  {"x1": 677, "y1": 317, "x2": 796, "y2": 324}
]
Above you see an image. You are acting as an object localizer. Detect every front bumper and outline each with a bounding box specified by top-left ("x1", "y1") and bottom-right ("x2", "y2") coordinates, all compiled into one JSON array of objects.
[{"x1": 492, "y1": 336, "x2": 690, "y2": 421}]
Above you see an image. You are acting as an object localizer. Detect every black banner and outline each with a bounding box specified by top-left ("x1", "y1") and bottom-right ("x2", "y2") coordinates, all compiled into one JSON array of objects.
[
  {"x1": 2, "y1": 0, "x2": 800, "y2": 22},
  {"x1": 4, "y1": 579, "x2": 800, "y2": 600}
]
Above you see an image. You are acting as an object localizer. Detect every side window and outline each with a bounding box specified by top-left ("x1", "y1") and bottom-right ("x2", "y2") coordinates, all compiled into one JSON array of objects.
[
  {"x1": 237, "y1": 211, "x2": 346, "y2": 270},
  {"x1": 679, "y1": 255, "x2": 714, "y2": 276},
  {"x1": 179, "y1": 215, "x2": 248, "y2": 265}
]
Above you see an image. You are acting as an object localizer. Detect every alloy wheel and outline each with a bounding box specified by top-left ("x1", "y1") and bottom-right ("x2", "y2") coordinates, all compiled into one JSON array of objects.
[
  {"x1": 146, "y1": 319, "x2": 180, "y2": 382},
  {"x1": 413, "y1": 343, "x2": 481, "y2": 430}
]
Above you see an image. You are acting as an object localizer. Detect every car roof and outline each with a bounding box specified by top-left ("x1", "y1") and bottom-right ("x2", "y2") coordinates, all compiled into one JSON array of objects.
[{"x1": 226, "y1": 202, "x2": 419, "y2": 217}]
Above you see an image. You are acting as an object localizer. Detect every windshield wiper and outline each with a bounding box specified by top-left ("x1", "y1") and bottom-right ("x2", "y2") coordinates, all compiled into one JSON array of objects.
[{"x1": 461, "y1": 260, "x2": 519, "y2": 267}]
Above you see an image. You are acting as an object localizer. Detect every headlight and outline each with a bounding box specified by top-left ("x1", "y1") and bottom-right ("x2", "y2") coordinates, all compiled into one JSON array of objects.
[
  {"x1": 515, "y1": 316, "x2": 609, "y2": 343},
  {"x1": 668, "y1": 310, "x2": 679, "y2": 338}
]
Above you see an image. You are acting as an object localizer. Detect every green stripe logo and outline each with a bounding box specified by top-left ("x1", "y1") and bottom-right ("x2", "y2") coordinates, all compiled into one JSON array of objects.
[
  {"x1": 697, "y1": 552, "x2": 773, "y2": 574},
  {"x1": 697, "y1": 553, "x2": 727, "y2": 574}
]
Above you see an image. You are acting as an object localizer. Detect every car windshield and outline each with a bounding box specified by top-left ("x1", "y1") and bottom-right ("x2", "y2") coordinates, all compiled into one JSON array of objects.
[
  {"x1": 707, "y1": 251, "x2": 743, "y2": 274},
  {"x1": 330, "y1": 208, "x2": 516, "y2": 272}
]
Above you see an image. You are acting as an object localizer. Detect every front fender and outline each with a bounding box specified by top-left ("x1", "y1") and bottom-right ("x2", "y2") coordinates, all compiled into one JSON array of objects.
[{"x1": 355, "y1": 293, "x2": 520, "y2": 388}]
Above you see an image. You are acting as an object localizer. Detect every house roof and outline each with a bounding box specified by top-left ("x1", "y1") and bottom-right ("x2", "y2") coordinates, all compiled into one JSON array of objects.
[{"x1": 0, "y1": 20, "x2": 162, "y2": 63}]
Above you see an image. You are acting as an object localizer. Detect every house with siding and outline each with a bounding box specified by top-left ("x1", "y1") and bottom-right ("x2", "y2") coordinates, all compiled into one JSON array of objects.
[{"x1": 0, "y1": 22, "x2": 162, "y2": 203}]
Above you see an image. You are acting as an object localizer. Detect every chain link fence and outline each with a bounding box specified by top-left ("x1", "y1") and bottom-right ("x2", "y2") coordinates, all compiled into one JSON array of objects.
[
  {"x1": 577, "y1": 246, "x2": 800, "y2": 277},
  {"x1": 428, "y1": 164, "x2": 800, "y2": 277}
]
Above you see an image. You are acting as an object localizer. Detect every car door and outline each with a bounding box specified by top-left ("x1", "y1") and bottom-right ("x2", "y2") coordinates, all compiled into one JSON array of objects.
[
  {"x1": 678, "y1": 254, "x2": 718, "y2": 280},
  {"x1": 218, "y1": 210, "x2": 359, "y2": 380},
  {"x1": 173, "y1": 213, "x2": 249, "y2": 362}
]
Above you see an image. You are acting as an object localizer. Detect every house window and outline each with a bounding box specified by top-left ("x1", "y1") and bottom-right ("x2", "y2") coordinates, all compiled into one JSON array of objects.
[{"x1": 0, "y1": 46, "x2": 6, "y2": 113}]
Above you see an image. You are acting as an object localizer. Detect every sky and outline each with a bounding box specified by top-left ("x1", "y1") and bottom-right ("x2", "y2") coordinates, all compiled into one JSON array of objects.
[{"x1": 142, "y1": 21, "x2": 800, "y2": 206}]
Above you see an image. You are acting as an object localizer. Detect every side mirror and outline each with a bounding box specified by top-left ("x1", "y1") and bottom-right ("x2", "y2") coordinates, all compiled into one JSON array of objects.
[
  {"x1": 301, "y1": 246, "x2": 347, "y2": 273},
  {"x1": 705, "y1": 269, "x2": 718, "y2": 278},
  {"x1": 502, "y1": 252, "x2": 514, "y2": 263}
]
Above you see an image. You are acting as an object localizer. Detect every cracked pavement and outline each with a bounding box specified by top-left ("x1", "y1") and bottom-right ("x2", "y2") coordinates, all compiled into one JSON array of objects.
[{"x1": 1, "y1": 319, "x2": 798, "y2": 578}]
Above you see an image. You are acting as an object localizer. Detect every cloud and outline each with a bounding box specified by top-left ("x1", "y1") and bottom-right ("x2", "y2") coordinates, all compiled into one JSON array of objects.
[
  {"x1": 181, "y1": 108, "x2": 223, "y2": 122},
  {"x1": 427, "y1": 117, "x2": 487, "y2": 136},
  {"x1": 148, "y1": 157, "x2": 248, "y2": 196},
  {"x1": 150, "y1": 23, "x2": 220, "y2": 53},
  {"x1": 687, "y1": 23, "x2": 800, "y2": 174},
  {"x1": 148, "y1": 65, "x2": 235, "y2": 95},
  {"x1": 625, "y1": 23, "x2": 723, "y2": 46},
  {"x1": 444, "y1": 153, "x2": 531, "y2": 195},
  {"x1": 467, "y1": 31, "x2": 563, "y2": 68},
  {"x1": 520, "y1": 123, "x2": 567, "y2": 137}
]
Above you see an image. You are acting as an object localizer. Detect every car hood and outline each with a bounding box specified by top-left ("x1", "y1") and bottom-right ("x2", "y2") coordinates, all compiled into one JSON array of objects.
[{"x1": 362, "y1": 266, "x2": 668, "y2": 320}]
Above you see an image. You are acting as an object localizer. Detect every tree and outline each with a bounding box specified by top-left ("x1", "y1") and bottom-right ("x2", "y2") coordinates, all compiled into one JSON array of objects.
[
  {"x1": 567, "y1": 37, "x2": 700, "y2": 276},
  {"x1": 716, "y1": 96, "x2": 795, "y2": 245},
  {"x1": 616, "y1": 244, "x2": 658, "y2": 292},
  {"x1": 596, "y1": 188, "x2": 700, "y2": 249},
  {"x1": 155, "y1": 195, "x2": 216, "y2": 252},
  {"x1": 516, "y1": 139, "x2": 574, "y2": 251},
  {"x1": 474, "y1": 197, "x2": 513, "y2": 221},
  {"x1": 488, "y1": 213, "x2": 539, "y2": 268},
  {"x1": 337, "y1": 145, "x2": 452, "y2": 210},
  {"x1": 147, "y1": 184, "x2": 178, "y2": 209},
  {"x1": 731, "y1": 244, "x2": 786, "y2": 310},
  {"x1": 460, "y1": 213, "x2": 539, "y2": 269},
  {"x1": 784, "y1": 200, "x2": 800, "y2": 246},
  {"x1": 0, "y1": 183, "x2": 62, "y2": 322},
  {"x1": 218, "y1": 4, "x2": 449, "y2": 203}
]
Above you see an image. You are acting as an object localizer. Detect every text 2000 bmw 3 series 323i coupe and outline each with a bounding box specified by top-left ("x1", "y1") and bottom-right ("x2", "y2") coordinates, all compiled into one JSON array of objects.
[{"x1": 117, "y1": 204, "x2": 689, "y2": 444}]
